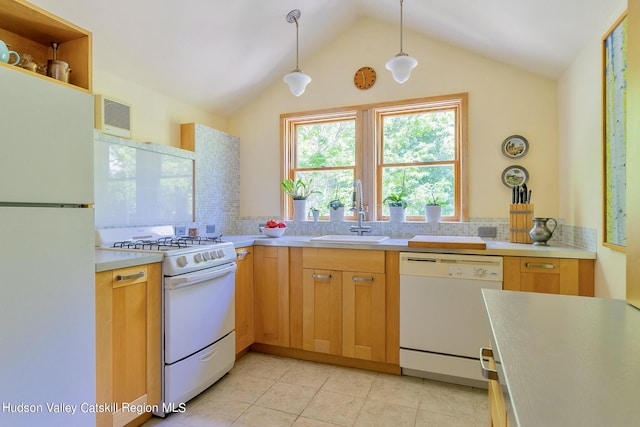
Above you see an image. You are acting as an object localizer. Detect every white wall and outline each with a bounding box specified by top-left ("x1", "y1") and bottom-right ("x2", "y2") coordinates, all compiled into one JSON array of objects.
[
  {"x1": 229, "y1": 17, "x2": 558, "y2": 219},
  {"x1": 558, "y1": 6, "x2": 627, "y2": 298},
  {"x1": 94, "y1": 69, "x2": 227, "y2": 146}
]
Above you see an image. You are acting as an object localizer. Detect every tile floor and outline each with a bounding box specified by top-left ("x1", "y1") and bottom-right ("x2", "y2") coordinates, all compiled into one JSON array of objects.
[{"x1": 144, "y1": 352, "x2": 488, "y2": 427}]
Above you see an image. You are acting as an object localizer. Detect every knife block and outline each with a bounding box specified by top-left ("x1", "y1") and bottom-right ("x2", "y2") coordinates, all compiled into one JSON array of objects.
[{"x1": 509, "y1": 204, "x2": 533, "y2": 243}]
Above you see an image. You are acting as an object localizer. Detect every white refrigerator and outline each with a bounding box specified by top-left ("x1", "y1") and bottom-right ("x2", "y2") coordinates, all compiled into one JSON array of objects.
[{"x1": 0, "y1": 65, "x2": 96, "y2": 426}]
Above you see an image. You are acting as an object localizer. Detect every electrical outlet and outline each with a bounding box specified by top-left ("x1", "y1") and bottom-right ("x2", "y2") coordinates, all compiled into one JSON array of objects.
[
  {"x1": 175, "y1": 226, "x2": 186, "y2": 236},
  {"x1": 206, "y1": 224, "x2": 216, "y2": 234},
  {"x1": 478, "y1": 226, "x2": 497, "y2": 238}
]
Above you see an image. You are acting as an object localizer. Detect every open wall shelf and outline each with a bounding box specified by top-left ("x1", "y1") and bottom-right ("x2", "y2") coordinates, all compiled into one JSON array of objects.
[{"x1": 0, "y1": 0, "x2": 92, "y2": 92}]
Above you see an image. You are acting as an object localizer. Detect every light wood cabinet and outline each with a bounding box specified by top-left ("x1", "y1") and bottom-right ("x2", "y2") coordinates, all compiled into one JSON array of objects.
[
  {"x1": 342, "y1": 271, "x2": 386, "y2": 362},
  {"x1": 299, "y1": 248, "x2": 387, "y2": 362},
  {"x1": 95, "y1": 263, "x2": 161, "y2": 427},
  {"x1": 235, "y1": 247, "x2": 254, "y2": 354},
  {"x1": 253, "y1": 246, "x2": 290, "y2": 347},
  {"x1": 503, "y1": 256, "x2": 594, "y2": 296},
  {"x1": 302, "y1": 268, "x2": 343, "y2": 355},
  {"x1": 0, "y1": 0, "x2": 92, "y2": 91},
  {"x1": 486, "y1": 349, "x2": 509, "y2": 427}
]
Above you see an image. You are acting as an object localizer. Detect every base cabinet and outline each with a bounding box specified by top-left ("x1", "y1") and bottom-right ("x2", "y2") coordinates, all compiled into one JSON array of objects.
[
  {"x1": 95, "y1": 263, "x2": 162, "y2": 427},
  {"x1": 486, "y1": 350, "x2": 509, "y2": 427},
  {"x1": 235, "y1": 247, "x2": 254, "y2": 354},
  {"x1": 503, "y1": 256, "x2": 594, "y2": 296},
  {"x1": 298, "y1": 248, "x2": 388, "y2": 362},
  {"x1": 253, "y1": 246, "x2": 290, "y2": 347},
  {"x1": 342, "y1": 271, "x2": 386, "y2": 362},
  {"x1": 302, "y1": 269, "x2": 343, "y2": 355}
]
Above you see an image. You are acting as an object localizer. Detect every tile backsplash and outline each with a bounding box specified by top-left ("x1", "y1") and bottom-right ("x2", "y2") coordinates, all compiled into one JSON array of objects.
[{"x1": 102, "y1": 125, "x2": 596, "y2": 252}]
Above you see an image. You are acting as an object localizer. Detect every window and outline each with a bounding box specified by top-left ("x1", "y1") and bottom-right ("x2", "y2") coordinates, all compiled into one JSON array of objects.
[{"x1": 282, "y1": 94, "x2": 467, "y2": 221}]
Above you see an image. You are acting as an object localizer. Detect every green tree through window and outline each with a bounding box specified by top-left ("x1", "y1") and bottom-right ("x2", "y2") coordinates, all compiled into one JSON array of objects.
[{"x1": 282, "y1": 94, "x2": 467, "y2": 221}]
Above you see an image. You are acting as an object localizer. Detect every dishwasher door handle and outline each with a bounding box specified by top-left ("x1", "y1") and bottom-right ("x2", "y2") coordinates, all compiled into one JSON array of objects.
[{"x1": 479, "y1": 347, "x2": 499, "y2": 381}]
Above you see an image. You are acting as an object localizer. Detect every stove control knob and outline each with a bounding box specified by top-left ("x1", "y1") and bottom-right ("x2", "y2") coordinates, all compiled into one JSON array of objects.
[
  {"x1": 194, "y1": 253, "x2": 203, "y2": 263},
  {"x1": 176, "y1": 256, "x2": 188, "y2": 268},
  {"x1": 216, "y1": 249, "x2": 225, "y2": 258},
  {"x1": 210, "y1": 250, "x2": 219, "y2": 259},
  {"x1": 203, "y1": 252, "x2": 212, "y2": 261}
]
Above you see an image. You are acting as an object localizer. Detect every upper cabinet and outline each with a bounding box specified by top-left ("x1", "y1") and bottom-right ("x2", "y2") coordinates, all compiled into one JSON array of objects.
[{"x1": 0, "y1": 0, "x2": 92, "y2": 92}]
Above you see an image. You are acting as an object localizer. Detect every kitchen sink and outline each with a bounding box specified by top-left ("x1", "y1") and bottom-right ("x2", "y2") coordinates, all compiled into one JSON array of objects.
[{"x1": 310, "y1": 235, "x2": 390, "y2": 244}]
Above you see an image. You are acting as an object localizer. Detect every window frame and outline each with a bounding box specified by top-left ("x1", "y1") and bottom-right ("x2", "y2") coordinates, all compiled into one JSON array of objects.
[{"x1": 281, "y1": 93, "x2": 468, "y2": 222}]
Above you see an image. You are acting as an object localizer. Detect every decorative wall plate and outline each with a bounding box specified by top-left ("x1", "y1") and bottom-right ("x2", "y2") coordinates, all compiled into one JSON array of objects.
[
  {"x1": 501, "y1": 165, "x2": 529, "y2": 187},
  {"x1": 501, "y1": 135, "x2": 529, "y2": 159}
]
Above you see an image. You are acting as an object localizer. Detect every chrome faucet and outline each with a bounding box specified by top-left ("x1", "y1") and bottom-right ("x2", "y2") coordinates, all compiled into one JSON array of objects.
[{"x1": 350, "y1": 179, "x2": 372, "y2": 235}]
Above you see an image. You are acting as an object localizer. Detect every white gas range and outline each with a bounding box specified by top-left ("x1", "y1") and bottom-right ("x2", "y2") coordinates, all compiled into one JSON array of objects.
[{"x1": 96, "y1": 226, "x2": 237, "y2": 416}]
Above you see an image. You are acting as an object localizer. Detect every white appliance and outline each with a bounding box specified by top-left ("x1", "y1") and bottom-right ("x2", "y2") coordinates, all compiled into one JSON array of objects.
[
  {"x1": 0, "y1": 66, "x2": 95, "y2": 426},
  {"x1": 399, "y1": 252, "x2": 503, "y2": 387},
  {"x1": 96, "y1": 226, "x2": 237, "y2": 416}
]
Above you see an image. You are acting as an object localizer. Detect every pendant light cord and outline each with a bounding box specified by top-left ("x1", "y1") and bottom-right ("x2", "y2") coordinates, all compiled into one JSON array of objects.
[
  {"x1": 294, "y1": 16, "x2": 300, "y2": 71},
  {"x1": 399, "y1": 0, "x2": 405, "y2": 55}
]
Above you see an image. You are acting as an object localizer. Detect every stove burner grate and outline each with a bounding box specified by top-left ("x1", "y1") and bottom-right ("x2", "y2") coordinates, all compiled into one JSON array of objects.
[{"x1": 112, "y1": 234, "x2": 224, "y2": 251}]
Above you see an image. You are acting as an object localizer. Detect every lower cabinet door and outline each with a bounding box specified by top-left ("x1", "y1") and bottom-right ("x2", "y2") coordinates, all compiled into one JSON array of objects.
[
  {"x1": 342, "y1": 271, "x2": 386, "y2": 362},
  {"x1": 302, "y1": 269, "x2": 342, "y2": 355}
]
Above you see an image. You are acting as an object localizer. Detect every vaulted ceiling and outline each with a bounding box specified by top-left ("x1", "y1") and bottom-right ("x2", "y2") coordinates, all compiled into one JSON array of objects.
[{"x1": 30, "y1": 0, "x2": 625, "y2": 116}]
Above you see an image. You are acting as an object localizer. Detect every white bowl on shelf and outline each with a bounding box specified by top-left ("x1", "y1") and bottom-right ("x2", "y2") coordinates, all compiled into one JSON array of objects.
[{"x1": 262, "y1": 227, "x2": 286, "y2": 238}]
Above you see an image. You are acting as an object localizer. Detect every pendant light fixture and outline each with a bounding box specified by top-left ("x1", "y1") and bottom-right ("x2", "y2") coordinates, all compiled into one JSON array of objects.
[
  {"x1": 386, "y1": 0, "x2": 417, "y2": 84},
  {"x1": 283, "y1": 9, "x2": 312, "y2": 96}
]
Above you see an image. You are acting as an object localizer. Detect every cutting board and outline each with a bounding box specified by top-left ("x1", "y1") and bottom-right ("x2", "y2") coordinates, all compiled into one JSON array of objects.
[{"x1": 407, "y1": 235, "x2": 486, "y2": 250}]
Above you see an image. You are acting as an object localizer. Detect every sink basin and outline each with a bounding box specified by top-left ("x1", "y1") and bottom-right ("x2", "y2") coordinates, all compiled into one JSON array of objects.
[{"x1": 310, "y1": 235, "x2": 390, "y2": 244}]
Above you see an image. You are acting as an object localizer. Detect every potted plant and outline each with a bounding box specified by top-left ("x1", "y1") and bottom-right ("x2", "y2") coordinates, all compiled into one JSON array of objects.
[
  {"x1": 327, "y1": 184, "x2": 345, "y2": 222},
  {"x1": 309, "y1": 207, "x2": 320, "y2": 222},
  {"x1": 281, "y1": 178, "x2": 320, "y2": 221},
  {"x1": 425, "y1": 184, "x2": 448, "y2": 223},
  {"x1": 383, "y1": 172, "x2": 408, "y2": 223}
]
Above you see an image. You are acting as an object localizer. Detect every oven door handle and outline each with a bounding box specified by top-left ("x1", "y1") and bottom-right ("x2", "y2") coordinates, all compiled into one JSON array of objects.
[{"x1": 165, "y1": 263, "x2": 237, "y2": 289}]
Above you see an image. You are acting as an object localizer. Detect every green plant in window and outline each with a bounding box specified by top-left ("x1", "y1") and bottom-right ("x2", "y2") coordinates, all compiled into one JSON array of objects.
[
  {"x1": 281, "y1": 178, "x2": 321, "y2": 200},
  {"x1": 328, "y1": 184, "x2": 345, "y2": 210},
  {"x1": 383, "y1": 170, "x2": 408, "y2": 209},
  {"x1": 425, "y1": 182, "x2": 449, "y2": 206}
]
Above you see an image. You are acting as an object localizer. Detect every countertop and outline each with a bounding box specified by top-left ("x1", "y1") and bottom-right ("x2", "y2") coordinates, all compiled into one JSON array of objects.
[
  {"x1": 222, "y1": 234, "x2": 596, "y2": 259},
  {"x1": 482, "y1": 289, "x2": 640, "y2": 427},
  {"x1": 95, "y1": 249, "x2": 163, "y2": 272},
  {"x1": 95, "y1": 235, "x2": 595, "y2": 271}
]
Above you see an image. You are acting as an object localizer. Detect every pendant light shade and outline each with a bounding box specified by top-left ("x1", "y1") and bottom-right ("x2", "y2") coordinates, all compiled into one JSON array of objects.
[
  {"x1": 283, "y1": 71, "x2": 312, "y2": 96},
  {"x1": 386, "y1": 54, "x2": 418, "y2": 84},
  {"x1": 283, "y1": 9, "x2": 311, "y2": 96},
  {"x1": 387, "y1": 0, "x2": 417, "y2": 83}
]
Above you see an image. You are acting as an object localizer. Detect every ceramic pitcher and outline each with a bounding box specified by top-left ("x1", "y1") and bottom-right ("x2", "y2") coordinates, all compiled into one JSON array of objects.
[
  {"x1": 0, "y1": 40, "x2": 20, "y2": 65},
  {"x1": 529, "y1": 217, "x2": 557, "y2": 246}
]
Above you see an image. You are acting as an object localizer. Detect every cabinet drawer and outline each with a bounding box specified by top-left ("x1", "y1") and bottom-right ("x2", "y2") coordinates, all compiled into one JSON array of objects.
[{"x1": 303, "y1": 248, "x2": 385, "y2": 273}]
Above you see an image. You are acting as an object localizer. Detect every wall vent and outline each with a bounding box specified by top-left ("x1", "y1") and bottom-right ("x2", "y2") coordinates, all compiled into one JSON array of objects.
[{"x1": 94, "y1": 95, "x2": 132, "y2": 138}]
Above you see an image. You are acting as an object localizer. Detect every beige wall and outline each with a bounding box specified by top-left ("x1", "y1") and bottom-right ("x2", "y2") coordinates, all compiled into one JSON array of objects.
[
  {"x1": 558, "y1": 6, "x2": 627, "y2": 299},
  {"x1": 229, "y1": 17, "x2": 558, "y2": 219},
  {"x1": 93, "y1": 68, "x2": 228, "y2": 147}
]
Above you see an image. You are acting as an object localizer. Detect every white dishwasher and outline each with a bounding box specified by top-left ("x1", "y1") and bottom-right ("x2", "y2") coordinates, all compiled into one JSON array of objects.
[{"x1": 399, "y1": 252, "x2": 502, "y2": 387}]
